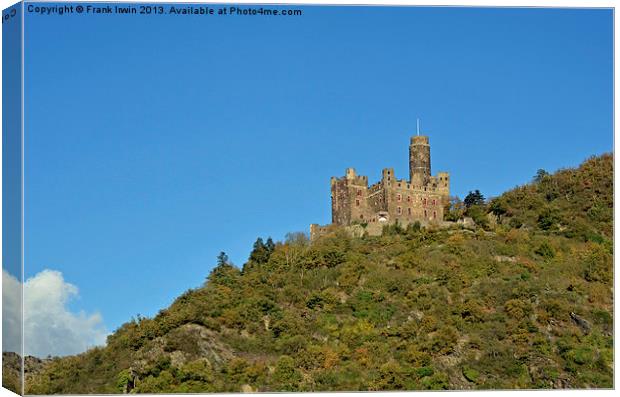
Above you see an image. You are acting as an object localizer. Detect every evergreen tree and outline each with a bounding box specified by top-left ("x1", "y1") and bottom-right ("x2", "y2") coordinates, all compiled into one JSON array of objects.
[
  {"x1": 534, "y1": 169, "x2": 550, "y2": 183},
  {"x1": 209, "y1": 252, "x2": 238, "y2": 286},
  {"x1": 265, "y1": 237, "x2": 276, "y2": 254},
  {"x1": 217, "y1": 251, "x2": 229, "y2": 266},
  {"x1": 464, "y1": 190, "x2": 485, "y2": 208},
  {"x1": 249, "y1": 237, "x2": 270, "y2": 264}
]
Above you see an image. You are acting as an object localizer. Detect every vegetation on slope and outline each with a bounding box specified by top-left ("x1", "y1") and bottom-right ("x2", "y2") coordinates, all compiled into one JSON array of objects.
[{"x1": 23, "y1": 154, "x2": 613, "y2": 393}]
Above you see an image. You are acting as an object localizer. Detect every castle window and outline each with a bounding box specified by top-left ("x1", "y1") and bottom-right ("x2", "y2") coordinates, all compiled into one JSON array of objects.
[
  {"x1": 398, "y1": 183, "x2": 401, "y2": 187},
  {"x1": 397, "y1": 206, "x2": 402, "y2": 215},
  {"x1": 424, "y1": 210, "x2": 428, "y2": 218},
  {"x1": 407, "y1": 195, "x2": 411, "y2": 202},
  {"x1": 423, "y1": 198, "x2": 427, "y2": 206},
  {"x1": 432, "y1": 199, "x2": 436, "y2": 205},
  {"x1": 360, "y1": 214, "x2": 364, "y2": 220},
  {"x1": 433, "y1": 211, "x2": 437, "y2": 219},
  {"x1": 397, "y1": 194, "x2": 401, "y2": 202},
  {"x1": 357, "y1": 190, "x2": 362, "y2": 196},
  {"x1": 355, "y1": 199, "x2": 360, "y2": 206},
  {"x1": 408, "y1": 208, "x2": 412, "y2": 215}
]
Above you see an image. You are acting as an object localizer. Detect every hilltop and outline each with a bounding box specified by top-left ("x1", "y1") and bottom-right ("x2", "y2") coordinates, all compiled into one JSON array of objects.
[{"x1": 16, "y1": 153, "x2": 614, "y2": 393}]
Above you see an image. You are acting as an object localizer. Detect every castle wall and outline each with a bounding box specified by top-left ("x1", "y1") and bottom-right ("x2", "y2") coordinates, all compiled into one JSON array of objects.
[{"x1": 382, "y1": 178, "x2": 444, "y2": 226}]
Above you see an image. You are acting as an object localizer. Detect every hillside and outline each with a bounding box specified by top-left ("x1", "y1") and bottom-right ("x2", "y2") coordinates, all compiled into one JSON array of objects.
[{"x1": 17, "y1": 154, "x2": 614, "y2": 393}]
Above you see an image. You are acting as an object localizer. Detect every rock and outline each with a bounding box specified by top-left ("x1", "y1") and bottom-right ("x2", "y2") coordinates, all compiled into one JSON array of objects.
[
  {"x1": 493, "y1": 255, "x2": 517, "y2": 263},
  {"x1": 241, "y1": 384, "x2": 255, "y2": 393},
  {"x1": 570, "y1": 312, "x2": 591, "y2": 334},
  {"x1": 133, "y1": 323, "x2": 234, "y2": 374},
  {"x1": 263, "y1": 315, "x2": 270, "y2": 331}
]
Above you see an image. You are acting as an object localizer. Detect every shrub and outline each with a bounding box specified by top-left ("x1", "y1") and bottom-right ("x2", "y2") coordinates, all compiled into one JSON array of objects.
[
  {"x1": 272, "y1": 355, "x2": 302, "y2": 391},
  {"x1": 534, "y1": 242, "x2": 555, "y2": 259},
  {"x1": 462, "y1": 366, "x2": 480, "y2": 383}
]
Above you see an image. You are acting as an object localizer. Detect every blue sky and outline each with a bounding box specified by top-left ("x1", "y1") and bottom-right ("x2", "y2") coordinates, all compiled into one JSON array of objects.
[{"x1": 21, "y1": 3, "x2": 612, "y2": 354}]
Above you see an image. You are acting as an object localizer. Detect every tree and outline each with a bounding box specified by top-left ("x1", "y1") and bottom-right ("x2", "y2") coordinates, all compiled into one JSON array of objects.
[
  {"x1": 247, "y1": 237, "x2": 276, "y2": 268},
  {"x1": 466, "y1": 205, "x2": 489, "y2": 229},
  {"x1": 249, "y1": 237, "x2": 271, "y2": 264},
  {"x1": 488, "y1": 197, "x2": 508, "y2": 222},
  {"x1": 272, "y1": 355, "x2": 302, "y2": 391},
  {"x1": 217, "y1": 252, "x2": 229, "y2": 266},
  {"x1": 464, "y1": 190, "x2": 485, "y2": 208},
  {"x1": 534, "y1": 169, "x2": 550, "y2": 183},
  {"x1": 537, "y1": 208, "x2": 559, "y2": 231},
  {"x1": 209, "y1": 252, "x2": 239, "y2": 286},
  {"x1": 284, "y1": 232, "x2": 309, "y2": 246},
  {"x1": 444, "y1": 196, "x2": 465, "y2": 221}
]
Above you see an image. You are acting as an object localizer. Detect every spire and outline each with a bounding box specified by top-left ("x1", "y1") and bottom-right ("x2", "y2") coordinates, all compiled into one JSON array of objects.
[{"x1": 416, "y1": 118, "x2": 420, "y2": 136}]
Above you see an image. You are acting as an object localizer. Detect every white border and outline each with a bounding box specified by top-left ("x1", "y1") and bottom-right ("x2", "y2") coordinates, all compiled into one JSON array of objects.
[{"x1": 1, "y1": 1, "x2": 617, "y2": 397}]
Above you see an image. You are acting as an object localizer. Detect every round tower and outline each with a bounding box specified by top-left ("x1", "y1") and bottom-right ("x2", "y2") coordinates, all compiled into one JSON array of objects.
[{"x1": 409, "y1": 135, "x2": 431, "y2": 186}]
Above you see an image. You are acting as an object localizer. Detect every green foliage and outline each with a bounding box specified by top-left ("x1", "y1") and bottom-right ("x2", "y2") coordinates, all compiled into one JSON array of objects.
[
  {"x1": 248, "y1": 237, "x2": 276, "y2": 266},
  {"x1": 216, "y1": 251, "x2": 229, "y2": 266},
  {"x1": 444, "y1": 196, "x2": 465, "y2": 221},
  {"x1": 208, "y1": 254, "x2": 240, "y2": 287},
  {"x1": 488, "y1": 197, "x2": 508, "y2": 221},
  {"x1": 466, "y1": 205, "x2": 489, "y2": 229},
  {"x1": 115, "y1": 369, "x2": 132, "y2": 393},
  {"x1": 273, "y1": 355, "x2": 302, "y2": 391},
  {"x1": 534, "y1": 169, "x2": 550, "y2": 183},
  {"x1": 537, "y1": 208, "x2": 560, "y2": 230},
  {"x1": 534, "y1": 242, "x2": 555, "y2": 259},
  {"x1": 464, "y1": 190, "x2": 485, "y2": 207},
  {"x1": 24, "y1": 154, "x2": 613, "y2": 394},
  {"x1": 498, "y1": 154, "x2": 613, "y2": 239},
  {"x1": 462, "y1": 366, "x2": 480, "y2": 383}
]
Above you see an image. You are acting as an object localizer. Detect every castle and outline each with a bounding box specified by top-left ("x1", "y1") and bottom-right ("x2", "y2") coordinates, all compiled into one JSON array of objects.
[{"x1": 311, "y1": 135, "x2": 450, "y2": 238}]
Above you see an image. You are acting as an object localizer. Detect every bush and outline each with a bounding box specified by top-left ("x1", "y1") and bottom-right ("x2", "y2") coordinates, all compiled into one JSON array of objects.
[
  {"x1": 467, "y1": 205, "x2": 489, "y2": 229},
  {"x1": 462, "y1": 366, "x2": 480, "y2": 383},
  {"x1": 272, "y1": 355, "x2": 302, "y2": 391},
  {"x1": 534, "y1": 242, "x2": 555, "y2": 259}
]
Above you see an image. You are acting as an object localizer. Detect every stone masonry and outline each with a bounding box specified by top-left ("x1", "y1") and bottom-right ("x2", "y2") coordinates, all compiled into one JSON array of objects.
[{"x1": 311, "y1": 135, "x2": 450, "y2": 238}]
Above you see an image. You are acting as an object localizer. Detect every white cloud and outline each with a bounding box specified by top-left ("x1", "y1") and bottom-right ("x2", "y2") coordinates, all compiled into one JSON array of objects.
[
  {"x1": 3, "y1": 269, "x2": 108, "y2": 357},
  {"x1": 2, "y1": 269, "x2": 22, "y2": 354}
]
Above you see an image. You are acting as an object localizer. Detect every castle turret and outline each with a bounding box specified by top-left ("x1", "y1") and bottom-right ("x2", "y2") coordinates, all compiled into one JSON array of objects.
[
  {"x1": 345, "y1": 167, "x2": 357, "y2": 179},
  {"x1": 381, "y1": 168, "x2": 395, "y2": 184},
  {"x1": 409, "y1": 136, "x2": 431, "y2": 186},
  {"x1": 437, "y1": 171, "x2": 450, "y2": 202}
]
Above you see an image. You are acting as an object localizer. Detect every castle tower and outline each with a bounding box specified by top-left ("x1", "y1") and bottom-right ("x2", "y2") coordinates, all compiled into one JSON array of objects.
[
  {"x1": 409, "y1": 135, "x2": 431, "y2": 186},
  {"x1": 331, "y1": 168, "x2": 369, "y2": 225},
  {"x1": 437, "y1": 171, "x2": 450, "y2": 200}
]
